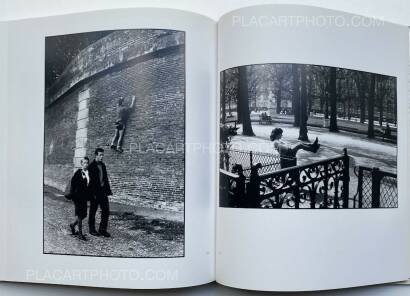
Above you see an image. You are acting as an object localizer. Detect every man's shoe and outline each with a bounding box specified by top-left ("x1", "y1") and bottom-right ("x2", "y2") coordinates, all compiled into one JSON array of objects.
[
  {"x1": 90, "y1": 230, "x2": 100, "y2": 236},
  {"x1": 78, "y1": 234, "x2": 87, "y2": 241},
  {"x1": 99, "y1": 231, "x2": 111, "y2": 238},
  {"x1": 110, "y1": 144, "x2": 116, "y2": 150},
  {"x1": 116, "y1": 147, "x2": 124, "y2": 153}
]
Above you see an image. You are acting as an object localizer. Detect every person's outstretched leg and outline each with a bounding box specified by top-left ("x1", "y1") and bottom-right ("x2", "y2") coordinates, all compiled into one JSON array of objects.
[
  {"x1": 111, "y1": 128, "x2": 120, "y2": 149},
  {"x1": 116, "y1": 127, "x2": 125, "y2": 153},
  {"x1": 291, "y1": 137, "x2": 320, "y2": 154}
]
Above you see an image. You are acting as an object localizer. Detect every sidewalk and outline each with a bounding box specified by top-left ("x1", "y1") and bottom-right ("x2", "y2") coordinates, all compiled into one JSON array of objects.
[{"x1": 43, "y1": 186, "x2": 184, "y2": 257}]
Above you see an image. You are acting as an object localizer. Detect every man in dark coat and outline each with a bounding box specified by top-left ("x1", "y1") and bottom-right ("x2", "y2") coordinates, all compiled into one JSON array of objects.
[{"x1": 88, "y1": 147, "x2": 113, "y2": 237}]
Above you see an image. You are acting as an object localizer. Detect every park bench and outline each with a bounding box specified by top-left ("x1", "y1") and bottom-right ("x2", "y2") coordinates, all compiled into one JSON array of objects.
[
  {"x1": 259, "y1": 112, "x2": 272, "y2": 125},
  {"x1": 223, "y1": 119, "x2": 239, "y2": 136},
  {"x1": 374, "y1": 126, "x2": 397, "y2": 143}
]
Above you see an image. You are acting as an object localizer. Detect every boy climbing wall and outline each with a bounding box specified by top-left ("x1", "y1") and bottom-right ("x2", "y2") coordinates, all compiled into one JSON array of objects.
[{"x1": 110, "y1": 95, "x2": 136, "y2": 153}]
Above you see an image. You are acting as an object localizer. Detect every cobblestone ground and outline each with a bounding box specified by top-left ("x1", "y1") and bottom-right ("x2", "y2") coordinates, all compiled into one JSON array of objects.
[{"x1": 43, "y1": 187, "x2": 184, "y2": 257}]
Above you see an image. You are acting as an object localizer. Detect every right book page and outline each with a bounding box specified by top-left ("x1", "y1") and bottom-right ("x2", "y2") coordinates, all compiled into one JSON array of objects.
[{"x1": 216, "y1": 4, "x2": 410, "y2": 291}]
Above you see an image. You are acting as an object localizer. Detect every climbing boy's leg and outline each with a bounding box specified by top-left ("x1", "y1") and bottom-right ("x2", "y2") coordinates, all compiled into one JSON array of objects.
[
  {"x1": 110, "y1": 127, "x2": 120, "y2": 149},
  {"x1": 116, "y1": 125, "x2": 125, "y2": 153}
]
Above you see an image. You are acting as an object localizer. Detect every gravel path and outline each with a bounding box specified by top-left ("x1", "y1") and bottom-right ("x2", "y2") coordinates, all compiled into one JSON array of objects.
[{"x1": 43, "y1": 187, "x2": 184, "y2": 258}]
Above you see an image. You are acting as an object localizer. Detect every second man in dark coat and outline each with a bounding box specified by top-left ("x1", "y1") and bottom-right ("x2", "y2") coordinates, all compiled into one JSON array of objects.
[{"x1": 88, "y1": 147, "x2": 113, "y2": 237}]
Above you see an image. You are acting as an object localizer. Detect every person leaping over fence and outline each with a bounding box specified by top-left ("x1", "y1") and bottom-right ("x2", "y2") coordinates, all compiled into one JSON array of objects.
[
  {"x1": 270, "y1": 127, "x2": 320, "y2": 169},
  {"x1": 110, "y1": 95, "x2": 136, "y2": 153}
]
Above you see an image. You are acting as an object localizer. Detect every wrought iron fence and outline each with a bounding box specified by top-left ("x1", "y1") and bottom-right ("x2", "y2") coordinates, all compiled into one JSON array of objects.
[
  {"x1": 220, "y1": 148, "x2": 281, "y2": 177},
  {"x1": 220, "y1": 149, "x2": 398, "y2": 209},
  {"x1": 353, "y1": 166, "x2": 398, "y2": 208},
  {"x1": 220, "y1": 149, "x2": 350, "y2": 209}
]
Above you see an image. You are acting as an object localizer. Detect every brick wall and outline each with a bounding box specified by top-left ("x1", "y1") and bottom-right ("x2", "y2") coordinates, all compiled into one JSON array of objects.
[
  {"x1": 44, "y1": 90, "x2": 78, "y2": 190},
  {"x1": 44, "y1": 30, "x2": 185, "y2": 212},
  {"x1": 87, "y1": 47, "x2": 185, "y2": 211},
  {"x1": 46, "y1": 30, "x2": 184, "y2": 106}
]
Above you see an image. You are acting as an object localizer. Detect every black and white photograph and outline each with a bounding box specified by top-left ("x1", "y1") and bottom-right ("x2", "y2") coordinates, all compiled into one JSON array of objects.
[
  {"x1": 219, "y1": 63, "x2": 397, "y2": 209},
  {"x1": 43, "y1": 29, "x2": 185, "y2": 257}
]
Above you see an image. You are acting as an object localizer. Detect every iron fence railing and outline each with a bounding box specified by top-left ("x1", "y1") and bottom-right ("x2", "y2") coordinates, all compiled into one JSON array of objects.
[
  {"x1": 220, "y1": 149, "x2": 350, "y2": 209},
  {"x1": 220, "y1": 148, "x2": 281, "y2": 177},
  {"x1": 219, "y1": 149, "x2": 398, "y2": 209},
  {"x1": 353, "y1": 166, "x2": 398, "y2": 208}
]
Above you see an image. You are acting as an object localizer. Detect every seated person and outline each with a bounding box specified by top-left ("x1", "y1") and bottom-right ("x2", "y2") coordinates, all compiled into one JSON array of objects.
[{"x1": 270, "y1": 128, "x2": 320, "y2": 168}]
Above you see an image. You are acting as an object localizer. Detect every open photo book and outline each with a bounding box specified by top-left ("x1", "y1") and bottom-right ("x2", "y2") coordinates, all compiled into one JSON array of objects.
[{"x1": 0, "y1": 3, "x2": 409, "y2": 292}]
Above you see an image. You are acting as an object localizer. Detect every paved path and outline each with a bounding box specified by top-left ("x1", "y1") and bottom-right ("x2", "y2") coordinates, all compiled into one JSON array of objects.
[{"x1": 43, "y1": 187, "x2": 184, "y2": 257}]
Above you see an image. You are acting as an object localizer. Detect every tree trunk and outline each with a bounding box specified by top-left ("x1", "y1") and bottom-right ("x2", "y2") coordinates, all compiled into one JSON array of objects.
[
  {"x1": 378, "y1": 77, "x2": 384, "y2": 126},
  {"x1": 238, "y1": 66, "x2": 254, "y2": 136},
  {"x1": 347, "y1": 78, "x2": 352, "y2": 120},
  {"x1": 237, "y1": 76, "x2": 242, "y2": 124},
  {"x1": 308, "y1": 73, "x2": 313, "y2": 113},
  {"x1": 329, "y1": 68, "x2": 338, "y2": 132},
  {"x1": 276, "y1": 81, "x2": 282, "y2": 114},
  {"x1": 393, "y1": 79, "x2": 397, "y2": 125},
  {"x1": 221, "y1": 71, "x2": 226, "y2": 124},
  {"x1": 367, "y1": 74, "x2": 376, "y2": 138},
  {"x1": 320, "y1": 97, "x2": 324, "y2": 113},
  {"x1": 299, "y1": 65, "x2": 309, "y2": 141},
  {"x1": 228, "y1": 91, "x2": 232, "y2": 115},
  {"x1": 358, "y1": 78, "x2": 366, "y2": 124},
  {"x1": 292, "y1": 64, "x2": 300, "y2": 127},
  {"x1": 343, "y1": 101, "x2": 346, "y2": 119},
  {"x1": 354, "y1": 73, "x2": 368, "y2": 124}
]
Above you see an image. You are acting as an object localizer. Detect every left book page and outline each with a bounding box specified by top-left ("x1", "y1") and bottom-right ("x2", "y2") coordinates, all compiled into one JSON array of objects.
[
  {"x1": 2, "y1": 8, "x2": 216, "y2": 289},
  {"x1": 0, "y1": 20, "x2": 8, "y2": 282}
]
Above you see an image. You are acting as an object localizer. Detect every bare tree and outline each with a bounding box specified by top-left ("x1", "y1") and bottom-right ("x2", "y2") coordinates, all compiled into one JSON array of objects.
[
  {"x1": 221, "y1": 71, "x2": 226, "y2": 124},
  {"x1": 299, "y1": 65, "x2": 309, "y2": 141},
  {"x1": 238, "y1": 66, "x2": 254, "y2": 136},
  {"x1": 272, "y1": 64, "x2": 291, "y2": 114},
  {"x1": 368, "y1": 74, "x2": 376, "y2": 138},
  {"x1": 377, "y1": 75, "x2": 389, "y2": 126},
  {"x1": 292, "y1": 64, "x2": 300, "y2": 127},
  {"x1": 329, "y1": 67, "x2": 338, "y2": 132},
  {"x1": 224, "y1": 68, "x2": 239, "y2": 120},
  {"x1": 354, "y1": 72, "x2": 369, "y2": 124}
]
